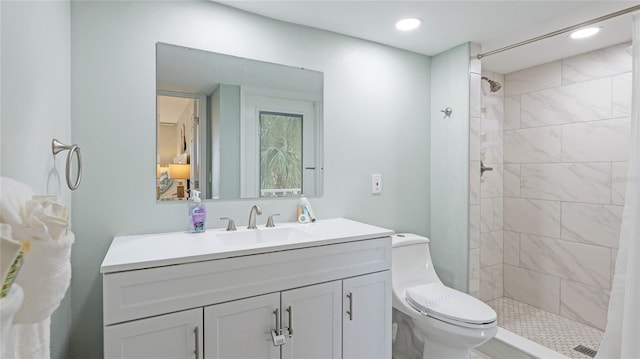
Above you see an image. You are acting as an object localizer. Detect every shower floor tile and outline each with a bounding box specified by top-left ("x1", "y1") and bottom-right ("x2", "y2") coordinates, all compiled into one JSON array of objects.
[{"x1": 486, "y1": 297, "x2": 604, "y2": 359}]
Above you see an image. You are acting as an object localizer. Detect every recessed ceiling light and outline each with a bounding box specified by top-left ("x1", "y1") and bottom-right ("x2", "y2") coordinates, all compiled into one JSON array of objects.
[
  {"x1": 570, "y1": 27, "x2": 601, "y2": 39},
  {"x1": 396, "y1": 17, "x2": 422, "y2": 31}
]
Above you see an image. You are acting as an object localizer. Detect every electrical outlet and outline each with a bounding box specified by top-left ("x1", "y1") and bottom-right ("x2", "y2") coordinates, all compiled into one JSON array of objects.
[{"x1": 372, "y1": 174, "x2": 382, "y2": 194}]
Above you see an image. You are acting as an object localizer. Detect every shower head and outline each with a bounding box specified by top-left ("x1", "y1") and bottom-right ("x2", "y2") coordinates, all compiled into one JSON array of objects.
[{"x1": 481, "y1": 76, "x2": 502, "y2": 93}]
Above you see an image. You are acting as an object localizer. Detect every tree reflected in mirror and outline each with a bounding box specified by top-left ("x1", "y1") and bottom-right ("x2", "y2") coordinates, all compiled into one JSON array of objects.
[{"x1": 260, "y1": 112, "x2": 302, "y2": 197}]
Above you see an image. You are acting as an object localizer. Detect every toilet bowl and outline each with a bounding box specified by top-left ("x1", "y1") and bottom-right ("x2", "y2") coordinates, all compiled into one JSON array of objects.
[{"x1": 391, "y1": 233, "x2": 497, "y2": 359}]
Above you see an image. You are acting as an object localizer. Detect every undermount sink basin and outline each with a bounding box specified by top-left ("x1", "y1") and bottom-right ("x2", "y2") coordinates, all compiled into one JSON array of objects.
[{"x1": 215, "y1": 227, "x2": 313, "y2": 246}]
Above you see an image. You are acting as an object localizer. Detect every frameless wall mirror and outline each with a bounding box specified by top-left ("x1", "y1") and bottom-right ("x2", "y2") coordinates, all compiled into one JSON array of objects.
[{"x1": 156, "y1": 43, "x2": 324, "y2": 201}]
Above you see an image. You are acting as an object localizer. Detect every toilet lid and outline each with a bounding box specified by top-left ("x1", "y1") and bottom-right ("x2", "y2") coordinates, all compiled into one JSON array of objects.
[{"x1": 406, "y1": 283, "x2": 497, "y2": 327}]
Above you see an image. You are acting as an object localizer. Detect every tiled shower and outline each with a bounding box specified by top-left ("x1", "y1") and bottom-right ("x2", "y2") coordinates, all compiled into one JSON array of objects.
[{"x1": 476, "y1": 42, "x2": 632, "y2": 333}]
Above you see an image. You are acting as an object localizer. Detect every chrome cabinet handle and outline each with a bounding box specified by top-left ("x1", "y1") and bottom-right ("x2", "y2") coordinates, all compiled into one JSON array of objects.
[
  {"x1": 286, "y1": 306, "x2": 293, "y2": 336},
  {"x1": 194, "y1": 326, "x2": 199, "y2": 358},
  {"x1": 273, "y1": 308, "x2": 279, "y2": 334},
  {"x1": 346, "y1": 292, "x2": 353, "y2": 321},
  {"x1": 266, "y1": 308, "x2": 287, "y2": 346}
]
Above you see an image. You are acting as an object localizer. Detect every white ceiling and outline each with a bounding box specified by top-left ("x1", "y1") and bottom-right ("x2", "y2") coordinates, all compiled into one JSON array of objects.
[
  {"x1": 218, "y1": 1, "x2": 637, "y2": 74},
  {"x1": 158, "y1": 95, "x2": 192, "y2": 124}
]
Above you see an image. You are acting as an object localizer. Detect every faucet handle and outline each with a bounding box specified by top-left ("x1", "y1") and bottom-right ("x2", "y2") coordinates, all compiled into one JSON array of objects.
[
  {"x1": 220, "y1": 217, "x2": 236, "y2": 231},
  {"x1": 266, "y1": 213, "x2": 280, "y2": 228}
]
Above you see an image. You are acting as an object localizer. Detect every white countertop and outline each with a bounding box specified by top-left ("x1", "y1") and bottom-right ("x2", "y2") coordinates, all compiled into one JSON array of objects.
[{"x1": 100, "y1": 218, "x2": 393, "y2": 273}]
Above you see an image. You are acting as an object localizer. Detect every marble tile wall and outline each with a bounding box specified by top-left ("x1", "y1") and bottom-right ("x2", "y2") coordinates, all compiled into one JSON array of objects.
[
  {"x1": 479, "y1": 70, "x2": 505, "y2": 301},
  {"x1": 469, "y1": 42, "x2": 482, "y2": 298},
  {"x1": 501, "y1": 42, "x2": 632, "y2": 331}
]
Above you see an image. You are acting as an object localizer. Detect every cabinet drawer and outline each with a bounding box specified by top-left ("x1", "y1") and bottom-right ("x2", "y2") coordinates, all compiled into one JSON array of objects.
[
  {"x1": 104, "y1": 308, "x2": 203, "y2": 359},
  {"x1": 104, "y1": 237, "x2": 390, "y2": 325}
]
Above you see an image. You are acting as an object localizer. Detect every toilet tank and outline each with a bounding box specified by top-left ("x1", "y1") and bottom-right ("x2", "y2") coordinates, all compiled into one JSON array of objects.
[{"x1": 391, "y1": 234, "x2": 442, "y2": 289}]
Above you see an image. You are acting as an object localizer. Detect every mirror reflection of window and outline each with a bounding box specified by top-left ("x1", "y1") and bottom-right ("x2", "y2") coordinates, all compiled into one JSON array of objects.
[
  {"x1": 242, "y1": 91, "x2": 316, "y2": 198},
  {"x1": 259, "y1": 112, "x2": 303, "y2": 197}
]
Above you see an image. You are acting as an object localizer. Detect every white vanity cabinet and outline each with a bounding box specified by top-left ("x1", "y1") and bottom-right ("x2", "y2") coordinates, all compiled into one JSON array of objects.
[
  {"x1": 104, "y1": 308, "x2": 203, "y2": 359},
  {"x1": 101, "y1": 218, "x2": 393, "y2": 359},
  {"x1": 204, "y1": 293, "x2": 280, "y2": 359},
  {"x1": 281, "y1": 281, "x2": 343, "y2": 359},
  {"x1": 205, "y1": 281, "x2": 343, "y2": 359},
  {"x1": 343, "y1": 271, "x2": 392, "y2": 359}
]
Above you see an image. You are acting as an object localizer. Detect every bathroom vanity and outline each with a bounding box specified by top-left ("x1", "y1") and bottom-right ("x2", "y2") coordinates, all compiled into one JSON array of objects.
[{"x1": 101, "y1": 218, "x2": 392, "y2": 359}]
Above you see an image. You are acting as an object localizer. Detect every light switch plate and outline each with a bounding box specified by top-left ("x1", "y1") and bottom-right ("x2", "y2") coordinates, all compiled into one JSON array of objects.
[{"x1": 372, "y1": 174, "x2": 382, "y2": 194}]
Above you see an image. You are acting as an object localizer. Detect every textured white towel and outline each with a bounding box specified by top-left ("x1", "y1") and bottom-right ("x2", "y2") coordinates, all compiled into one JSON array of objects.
[
  {"x1": 1, "y1": 285, "x2": 24, "y2": 359},
  {"x1": 0, "y1": 177, "x2": 34, "y2": 242},
  {"x1": 14, "y1": 232, "x2": 74, "y2": 324},
  {"x1": 12, "y1": 317, "x2": 50, "y2": 359},
  {"x1": 0, "y1": 177, "x2": 73, "y2": 359},
  {"x1": 23, "y1": 196, "x2": 68, "y2": 241}
]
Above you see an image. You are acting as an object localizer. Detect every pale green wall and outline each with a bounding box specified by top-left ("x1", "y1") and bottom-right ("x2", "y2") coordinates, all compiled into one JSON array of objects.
[
  {"x1": 218, "y1": 84, "x2": 241, "y2": 199},
  {"x1": 1, "y1": 2, "x2": 72, "y2": 358},
  {"x1": 429, "y1": 43, "x2": 471, "y2": 292},
  {"x1": 70, "y1": 1, "x2": 430, "y2": 357},
  {"x1": 0, "y1": 1, "x2": 71, "y2": 202}
]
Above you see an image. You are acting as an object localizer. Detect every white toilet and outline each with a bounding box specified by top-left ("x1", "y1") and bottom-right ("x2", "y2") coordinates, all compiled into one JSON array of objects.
[{"x1": 391, "y1": 233, "x2": 497, "y2": 359}]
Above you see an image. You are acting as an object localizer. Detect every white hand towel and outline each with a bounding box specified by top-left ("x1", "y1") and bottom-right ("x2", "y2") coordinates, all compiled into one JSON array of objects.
[
  {"x1": 12, "y1": 317, "x2": 50, "y2": 359},
  {"x1": 23, "y1": 196, "x2": 68, "y2": 241},
  {"x1": 0, "y1": 178, "x2": 73, "y2": 359},
  {"x1": 0, "y1": 177, "x2": 35, "y2": 242},
  {"x1": 14, "y1": 232, "x2": 74, "y2": 324},
  {"x1": 1, "y1": 285, "x2": 24, "y2": 359}
]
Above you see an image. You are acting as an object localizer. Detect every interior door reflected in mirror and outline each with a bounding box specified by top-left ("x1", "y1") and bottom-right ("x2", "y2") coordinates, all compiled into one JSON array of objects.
[
  {"x1": 156, "y1": 43, "x2": 324, "y2": 201},
  {"x1": 157, "y1": 94, "x2": 201, "y2": 201}
]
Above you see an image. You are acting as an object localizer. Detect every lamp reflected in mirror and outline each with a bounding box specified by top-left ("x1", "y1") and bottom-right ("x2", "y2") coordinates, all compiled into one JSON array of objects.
[
  {"x1": 156, "y1": 164, "x2": 170, "y2": 178},
  {"x1": 169, "y1": 163, "x2": 190, "y2": 200},
  {"x1": 157, "y1": 163, "x2": 191, "y2": 201}
]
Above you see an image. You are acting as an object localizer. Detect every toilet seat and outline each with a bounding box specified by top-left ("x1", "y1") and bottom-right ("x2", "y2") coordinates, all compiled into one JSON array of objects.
[{"x1": 406, "y1": 283, "x2": 497, "y2": 329}]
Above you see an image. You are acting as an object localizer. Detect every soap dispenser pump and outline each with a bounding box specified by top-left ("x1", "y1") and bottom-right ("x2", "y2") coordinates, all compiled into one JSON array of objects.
[{"x1": 188, "y1": 190, "x2": 206, "y2": 233}]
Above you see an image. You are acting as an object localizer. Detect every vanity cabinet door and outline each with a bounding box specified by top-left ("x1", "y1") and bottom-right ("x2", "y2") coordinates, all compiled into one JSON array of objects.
[
  {"x1": 104, "y1": 308, "x2": 203, "y2": 359},
  {"x1": 204, "y1": 292, "x2": 280, "y2": 359},
  {"x1": 281, "y1": 281, "x2": 343, "y2": 359},
  {"x1": 342, "y1": 271, "x2": 392, "y2": 359}
]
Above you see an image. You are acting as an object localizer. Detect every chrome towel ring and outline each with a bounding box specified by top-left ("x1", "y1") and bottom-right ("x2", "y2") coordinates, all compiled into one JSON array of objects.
[{"x1": 51, "y1": 139, "x2": 82, "y2": 190}]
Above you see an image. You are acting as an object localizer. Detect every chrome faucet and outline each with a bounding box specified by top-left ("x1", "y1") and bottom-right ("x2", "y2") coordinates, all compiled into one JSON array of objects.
[{"x1": 247, "y1": 205, "x2": 262, "y2": 229}]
